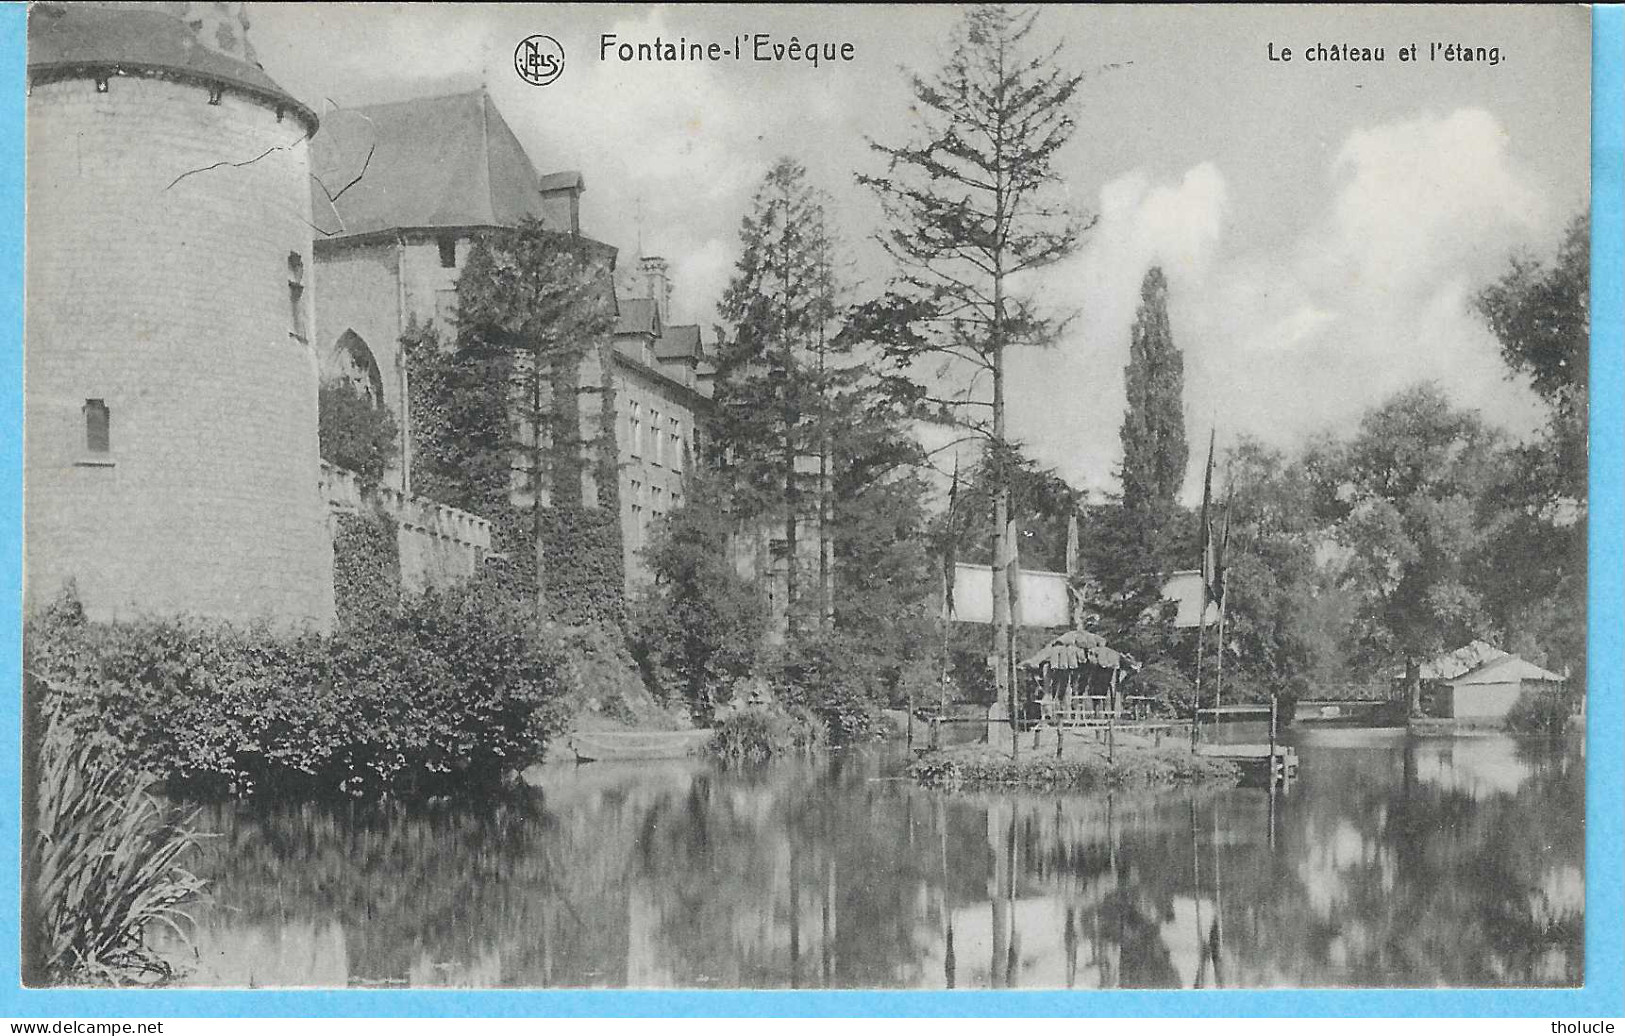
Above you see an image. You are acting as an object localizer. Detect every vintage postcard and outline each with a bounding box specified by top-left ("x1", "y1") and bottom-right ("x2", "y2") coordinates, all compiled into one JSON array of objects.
[{"x1": 8, "y1": 0, "x2": 1618, "y2": 1016}]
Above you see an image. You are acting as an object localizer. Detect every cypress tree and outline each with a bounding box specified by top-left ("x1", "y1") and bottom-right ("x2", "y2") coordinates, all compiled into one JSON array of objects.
[{"x1": 1119, "y1": 266, "x2": 1188, "y2": 522}]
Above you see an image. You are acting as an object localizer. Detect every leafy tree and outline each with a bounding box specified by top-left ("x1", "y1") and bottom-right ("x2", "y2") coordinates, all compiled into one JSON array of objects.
[
  {"x1": 1472, "y1": 213, "x2": 1589, "y2": 692},
  {"x1": 629, "y1": 472, "x2": 767, "y2": 720},
  {"x1": 1319, "y1": 384, "x2": 1504, "y2": 713},
  {"x1": 317, "y1": 378, "x2": 399, "y2": 486},
  {"x1": 1211, "y1": 437, "x2": 1329, "y2": 703},
  {"x1": 855, "y1": 4, "x2": 1093, "y2": 746},
  {"x1": 713, "y1": 158, "x2": 848, "y2": 639},
  {"x1": 1475, "y1": 213, "x2": 1589, "y2": 504}
]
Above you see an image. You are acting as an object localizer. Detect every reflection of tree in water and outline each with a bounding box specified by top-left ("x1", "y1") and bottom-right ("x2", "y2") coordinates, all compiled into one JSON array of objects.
[
  {"x1": 628, "y1": 756, "x2": 959, "y2": 987},
  {"x1": 186, "y1": 795, "x2": 606, "y2": 986},
  {"x1": 181, "y1": 737, "x2": 1582, "y2": 988}
]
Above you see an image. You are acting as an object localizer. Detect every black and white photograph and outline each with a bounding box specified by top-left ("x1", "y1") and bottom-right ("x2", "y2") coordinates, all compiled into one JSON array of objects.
[{"x1": 19, "y1": 3, "x2": 1592, "y2": 992}]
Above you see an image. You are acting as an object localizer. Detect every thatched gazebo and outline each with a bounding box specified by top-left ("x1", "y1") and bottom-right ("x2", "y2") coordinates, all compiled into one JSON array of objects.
[{"x1": 1020, "y1": 629, "x2": 1141, "y2": 724}]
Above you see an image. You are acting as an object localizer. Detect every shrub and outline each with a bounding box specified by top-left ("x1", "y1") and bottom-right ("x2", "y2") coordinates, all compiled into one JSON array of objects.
[
  {"x1": 26, "y1": 581, "x2": 573, "y2": 801},
  {"x1": 769, "y1": 633, "x2": 892, "y2": 744},
  {"x1": 28, "y1": 690, "x2": 205, "y2": 986},
  {"x1": 1504, "y1": 685, "x2": 1573, "y2": 736},
  {"x1": 1120, "y1": 660, "x2": 1195, "y2": 718},
  {"x1": 707, "y1": 705, "x2": 826, "y2": 761}
]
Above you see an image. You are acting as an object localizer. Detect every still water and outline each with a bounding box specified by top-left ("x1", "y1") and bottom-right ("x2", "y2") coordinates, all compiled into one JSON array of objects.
[{"x1": 168, "y1": 726, "x2": 1584, "y2": 989}]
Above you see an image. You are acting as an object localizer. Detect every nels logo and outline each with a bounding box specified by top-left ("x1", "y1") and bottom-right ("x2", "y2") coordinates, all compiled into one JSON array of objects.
[{"x1": 515, "y1": 34, "x2": 565, "y2": 86}]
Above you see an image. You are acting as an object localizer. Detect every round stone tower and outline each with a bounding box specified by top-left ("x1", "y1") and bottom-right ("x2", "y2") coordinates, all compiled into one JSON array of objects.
[{"x1": 26, "y1": 2, "x2": 334, "y2": 627}]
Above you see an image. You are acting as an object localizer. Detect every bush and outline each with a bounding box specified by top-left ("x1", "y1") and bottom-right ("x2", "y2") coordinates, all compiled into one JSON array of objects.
[
  {"x1": 26, "y1": 581, "x2": 572, "y2": 801},
  {"x1": 1120, "y1": 660, "x2": 1195, "y2": 718},
  {"x1": 28, "y1": 691, "x2": 205, "y2": 986},
  {"x1": 1504, "y1": 686, "x2": 1573, "y2": 736},
  {"x1": 707, "y1": 705, "x2": 826, "y2": 761},
  {"x1": 768, "y1": 633, "x2": 892, "y2": 744},
  {"x1": 318, "y1": 379, "x2": 399, "y2": 486}
]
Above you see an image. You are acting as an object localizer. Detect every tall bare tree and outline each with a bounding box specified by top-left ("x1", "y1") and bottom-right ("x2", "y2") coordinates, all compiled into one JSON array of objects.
[{"x1": 853, "y1": 5, "x2": 1093, "y2": 751}]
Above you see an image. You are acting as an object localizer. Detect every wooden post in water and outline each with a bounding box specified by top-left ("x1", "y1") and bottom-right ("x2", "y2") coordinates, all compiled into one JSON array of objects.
[
  {"x1": 1107, "y1": 669, "x2": 1117, "y2": 765},
  {"x1": 1268, "y1": 693, "x2": 1279, "y2": 787},
  {"x1": 907, "y1": 682, "x2": 915, "y2": 751},
  {"x1": 1055, "y1": 676, "x2": 1064, "y2": 760}
]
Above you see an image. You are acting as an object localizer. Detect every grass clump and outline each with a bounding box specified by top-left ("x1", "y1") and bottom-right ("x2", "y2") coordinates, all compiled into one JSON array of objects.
[
  {"x1": 707, "y1": 705, "x2": 826, "y2": 761},
  {"x1": 28, "y1": 696, "x2": 205, "y2": 986}
]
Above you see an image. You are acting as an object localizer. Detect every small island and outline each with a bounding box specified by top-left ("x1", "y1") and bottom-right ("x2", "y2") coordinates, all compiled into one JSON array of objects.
[{"x1": 908, "y1": 730, "x2": 1243, "y2": 790}]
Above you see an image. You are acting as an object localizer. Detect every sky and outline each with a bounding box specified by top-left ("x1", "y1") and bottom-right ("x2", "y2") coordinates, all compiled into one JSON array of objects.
[{"x1": 249, "y1": 4, "x2": 1592, "y2": 502}]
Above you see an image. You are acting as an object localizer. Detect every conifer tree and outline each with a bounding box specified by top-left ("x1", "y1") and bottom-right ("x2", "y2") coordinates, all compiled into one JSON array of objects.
[
  {"x1": 410, "y1": 218, "x2": 616, "y2": 619},
  {"x1": 852, "y1": 5, "x2": 1091, "y2": 748},
  {"x1": 714, "y1": 158, "x2": 849, "y2": 640}
]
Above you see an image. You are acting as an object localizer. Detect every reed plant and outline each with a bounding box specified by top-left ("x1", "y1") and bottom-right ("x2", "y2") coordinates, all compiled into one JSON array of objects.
[{"x1": 29, "y1": 701, "x2": 206, "y2": 986}]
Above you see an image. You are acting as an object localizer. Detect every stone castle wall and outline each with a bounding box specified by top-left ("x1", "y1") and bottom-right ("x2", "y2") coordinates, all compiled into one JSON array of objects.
[
  {"x1": 320, "y1": 462, "x2": 491, "y2": 592},
  {"x1": 25, "y1": 74, "x2": 333, "y2": 627}
]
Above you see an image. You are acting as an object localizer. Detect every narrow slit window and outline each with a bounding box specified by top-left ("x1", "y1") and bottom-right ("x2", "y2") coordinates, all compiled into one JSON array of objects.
[
  {"x1": 83, "y1": 399, "x2": 110, "y2": 453},
  {"x1": 287, "y1": 252, "x2": 307, "y2": 343}
]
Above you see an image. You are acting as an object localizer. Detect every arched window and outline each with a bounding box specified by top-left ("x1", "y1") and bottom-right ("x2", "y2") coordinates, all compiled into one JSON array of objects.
[{"x1": 327, "y1": 330, "x2": 385, "y2": 408}]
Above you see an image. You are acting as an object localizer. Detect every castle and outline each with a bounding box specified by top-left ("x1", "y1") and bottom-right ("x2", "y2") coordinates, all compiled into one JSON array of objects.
[
  {"x1": 25, "y1": 3, "x2": 722, "y2": 625},
  {"x1": 307, "y1": 87, "x2": 716, "y2": 599},
  {"x1": 25, "y1": 3, "x2": 490, "y2": 628}
]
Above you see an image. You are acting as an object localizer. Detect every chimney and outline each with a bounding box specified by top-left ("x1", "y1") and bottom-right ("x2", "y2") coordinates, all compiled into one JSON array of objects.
[
  {"x1": 640, "y1": 256, "x2": 672, "y2": 321},
  {"x1": 538, "y1": 171, "x2": 584, "y2": 236}
]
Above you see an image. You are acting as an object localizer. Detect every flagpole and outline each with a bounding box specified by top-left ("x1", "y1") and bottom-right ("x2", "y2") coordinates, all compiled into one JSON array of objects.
[
  {"x1": 1213, "y1": 475, "x2": 1233, "y2": 732},
  {"x1": 1192, "y1": 577, "x2": 1207, "y2": 752},
  {"x1": 936, "y1": 458, "x2": 960, "y2": 753},
  {"x1": 1192, "y1": 429, "x2": 1217, "y2": 752}
]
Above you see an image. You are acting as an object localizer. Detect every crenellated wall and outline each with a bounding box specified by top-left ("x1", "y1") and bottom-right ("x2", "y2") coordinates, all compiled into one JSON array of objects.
[{"x1": 320, "y1": 462, "x2": 491, "y2": 593}]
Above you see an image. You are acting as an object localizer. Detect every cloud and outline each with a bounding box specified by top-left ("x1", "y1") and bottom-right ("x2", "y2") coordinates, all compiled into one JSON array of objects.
[
  {"x1": 1003, "y1": 108, "x2": 1554, "y2": 505},
  {"x1": 1317, "y1": 108, "x2": 1549, "y2": 301},
  {"x1": 1004, "y1": 161, "x2": 1231, "y2": 493}
]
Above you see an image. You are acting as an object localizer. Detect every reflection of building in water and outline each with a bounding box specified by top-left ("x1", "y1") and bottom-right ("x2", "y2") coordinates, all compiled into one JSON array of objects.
[{"x1": 1413, "y1": 738, "x2": 1535, "y2": 799}]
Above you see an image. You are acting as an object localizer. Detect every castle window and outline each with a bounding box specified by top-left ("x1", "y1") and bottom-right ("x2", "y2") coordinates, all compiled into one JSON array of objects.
[
  {"x1": 669, "y1": 417, "x2": 682, "y2": 471},
  {"x1": 287, "y1": 252, "x2": 307, "y2": 344},
  {"x1": 83, "y1": 399, "x2": 110, "y2": 454},
  {"x1": 650, "y1": 408, "x2": 662, "y2": 465},
  {"x1": 438, "y1": 236, "x2": 457, "y2": 269},
  {"x1": 628, "y1": 401, "x2": 642, "y2": 458}
]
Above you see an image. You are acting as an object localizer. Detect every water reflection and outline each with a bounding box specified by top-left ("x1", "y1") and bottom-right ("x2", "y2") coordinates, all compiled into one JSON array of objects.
[{"x1": 167, "y1": 730, "x2": 1583, "y2": 988}]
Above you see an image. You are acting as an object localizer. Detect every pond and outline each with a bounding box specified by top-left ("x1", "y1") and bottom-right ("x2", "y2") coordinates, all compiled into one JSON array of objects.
[{"x1": 165, "y1": 725, "x2": 1584, "y2": 989}]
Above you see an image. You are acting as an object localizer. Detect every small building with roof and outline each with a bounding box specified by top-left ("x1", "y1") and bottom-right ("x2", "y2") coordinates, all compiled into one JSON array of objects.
[{"x1": 1396, "y1": 641, "x2": 1567, "y2": 722}]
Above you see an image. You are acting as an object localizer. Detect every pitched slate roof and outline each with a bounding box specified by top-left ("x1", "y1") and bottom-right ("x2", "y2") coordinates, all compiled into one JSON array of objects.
[
  {"x1": 614, "y1": 298, "x2": 660, "y2": 338},
  {"x1": 28, "y1": 2, "x2": 316, "y2": 132},
  {"x1": 1398, "y1": 641, "x2": 1507, "y2": 681},
  {"x1": 655, "y1": 324, "x2": 704, "y2": 362},
  {"x1": 311, "y1": 89, "x2": 558, "y2": 240},
  {"x1": 1451, "y1": 653, "x2": 1565, "y2": 686}
]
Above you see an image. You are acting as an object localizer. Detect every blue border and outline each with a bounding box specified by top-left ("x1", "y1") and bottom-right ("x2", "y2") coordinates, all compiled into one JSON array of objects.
[{"x1": 0, "y1": 3, "x2": 1621, "y2": 1018}]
